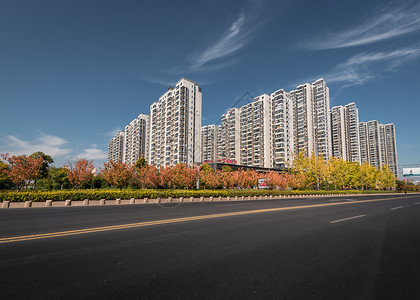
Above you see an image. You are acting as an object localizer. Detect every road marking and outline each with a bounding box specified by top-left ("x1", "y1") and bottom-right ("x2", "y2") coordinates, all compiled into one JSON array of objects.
[
  {"x1": 330, "y1": 215, "x2": 366, "y2": 223},
  {"x1": 390, "y1": 206, "x2": 404, "y2": 210},
  {"x1": 329, "y1": 199, "x2": 353, "y2": 202},
  {"x1": 215, "y1": 203, "x2": 250, "y2": 207},
  {"x1": 0, "y1": 195, "x2": 417, "y2": 244},
  {"x1": 414, "y1": 202, "x2": 420, "y2": 205}
]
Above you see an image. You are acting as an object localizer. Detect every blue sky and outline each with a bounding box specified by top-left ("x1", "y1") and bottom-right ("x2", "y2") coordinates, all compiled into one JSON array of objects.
[{"x1": 1, "y1": 0, "x2": 419, "y2": 174}]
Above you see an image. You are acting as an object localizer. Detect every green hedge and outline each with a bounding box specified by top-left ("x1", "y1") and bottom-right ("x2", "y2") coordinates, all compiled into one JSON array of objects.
[{"x1": 0, "y1": 189, "x2": 398, "y2": 202}]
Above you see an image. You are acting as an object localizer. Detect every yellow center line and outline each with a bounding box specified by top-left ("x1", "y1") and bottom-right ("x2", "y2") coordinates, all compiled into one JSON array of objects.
[{"x1": 0, "y1": 195, "x2": 417, "y2": 244}]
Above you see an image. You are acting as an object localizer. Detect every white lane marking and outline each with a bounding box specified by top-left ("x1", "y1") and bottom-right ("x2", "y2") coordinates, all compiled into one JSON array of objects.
[
  {"x1": 330, "y1": 215, "x2": 366, "y2": 223},
  {"x1": 390, "y1": 206, "x2": 404, "y2": 210},
  {"x1": 414, "y1": 202, "x2": 420, "y2": 205}
]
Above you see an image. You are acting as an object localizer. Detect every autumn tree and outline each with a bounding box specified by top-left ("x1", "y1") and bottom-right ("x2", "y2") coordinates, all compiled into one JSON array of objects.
[
  {"x1": 29, "y1": 151, "x2": 54, "y2": 189},
  {"x1": 289, "y1": 152, "x2": 314, "y2": 188},
  {"x1": 201, "y1": 169, "x2": 223, "y2": 189},
  {"x1": 266, "y1": 171, "x2": 288, "y2": 189},
  {"x1": 359, "y1": 162, "x2": 377, "y2": 190},
  {"x1": 137, "y1": 164, "x2": 159, "y2": 189},
  {"x1": 171, "y1": 164, "x2": 198, "y2": 189},
  {"x1": 101, "y1": 161, "x2": 135, "y2": 189},
  {"x1": 158, "y1": 166, "x2": 175, "y2": 189},
  {"x1": 307, "y1": 154, "x2": 327, "y2": 189},
  {"x1": 0, "y1": 153, "x2": 44, "y2": 191},
  {"x1": 64, "y1": 158, "x2": 95, "y2": 190},
  {"x1": 378, "y1": 165, "x2": 396, "y2": 190}
]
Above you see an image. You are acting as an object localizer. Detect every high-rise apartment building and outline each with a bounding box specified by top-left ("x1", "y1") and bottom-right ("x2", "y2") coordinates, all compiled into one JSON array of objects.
[
  {"x1": 384, "y1": 123, "x2": 398, "y2": 177},
  {"x1": 240, "y1": 94, "x2": 272, "y2": 168},
  {"x1": 359, "y1": 122, "x2": 369, "y2": 164},
  {"x1": 271, "y1": 89, "x2": 294, "y2": 169},
  {"x1": 289, "y1": 79, "x2": 331, "y2": 158},
  {"x1": 216, "y1": 124, "x2": 226, "y2": 163},
  {"x1": 217, "y1": 108, "x2": 241, "y2": 164},
  {"x1": 359, "y1": 120, "x2": 398, "y2": 177},
  {"x1": 344, "y1": 103, "x2": 361, "y2": 163},
  {"x1": 330, "y1": 102, "x2": 360, "y2": 163},
  {"x1": 366, "y1": 120, "x2": 381, "y2": 168},
  {"x1": 108, "y1": 131, "x2": 125, "y2": 163},
  {"x1": 201, "y1": 125, "x2": 218, "y2": 164},
  {"x1": 149, "y1": 78, "x2": 202, "y2": 167},
  {"x1": 123, "y1": 114, "x2": 149, "y2": 165},
  {"x1": 330, "y1": 105, "x2": 347, "y2": 160},
  {"x1": 312, "y1": 79, "x2": 332, "y2": 158},
  {"x1": 290, "y1": 83, "x2": 314, "y2": 157}
]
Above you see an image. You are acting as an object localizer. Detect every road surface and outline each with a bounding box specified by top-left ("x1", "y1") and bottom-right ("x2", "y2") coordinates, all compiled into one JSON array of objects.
[{"x1": 0, "y1": 193, "x2": 419, "y2": 299}]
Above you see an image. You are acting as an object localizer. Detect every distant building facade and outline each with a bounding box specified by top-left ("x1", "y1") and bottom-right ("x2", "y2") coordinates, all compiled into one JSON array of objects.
[
  {"x1": 149, "y1": 78, "x2": 202, "y2": 167},
  {"x1": 217, "y1": 108, "x2": 241, "y2": 164},
  {"x1": 330, "y1": 102, "x2": 360, "y2": 163},
  {"x1": 201, "y1": 125, "x2": 218, "y2": 164},
  {"x1": 271, "y1": 89, "x2": 294, "y2": 169},
  {"x1": 108, "y1": 131, "x2": 125, "y2": 163},
  {"x1": 123, "y1": 114, "x2": 149, "y2": 165},
  {"x1": 240, "y1": 94, "x2": 273, "y2": 168},
  {"x1": 359, "y1": 120, "x2": 398, "y2": 177}
]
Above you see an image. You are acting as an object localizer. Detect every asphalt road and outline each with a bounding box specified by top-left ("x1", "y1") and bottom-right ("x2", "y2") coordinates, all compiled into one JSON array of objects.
[{"x1": 0, "y1": 194, "x2": 419, "y2": 299}]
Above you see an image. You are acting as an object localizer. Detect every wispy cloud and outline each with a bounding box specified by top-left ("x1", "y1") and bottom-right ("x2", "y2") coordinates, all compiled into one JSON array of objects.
[
  {"x1": 142, "y1": 1, "x2": 267, "y2": 86},
  {"x1": 300, "y1": 45, "x2": 420, "y2": 88},
  {"x1": 327, "y1": 47, "x2": 420, "y2": 86},
  {"x1": 0, "y1": 133, "x2": 72, "y2": 158},
  {"x1": 75, "y1": 148, "x2": 107, "y2": 160},
  {"x1": 103, "y1": 128, "x2": 123, "y2": 137},
  {"x1": 190, "y1": 11, "x2": 248, "y2": 70},
  {"x1": 189, "y1": 0, "x2": 267, "y2": 72},
  {"x1": 304, "y1": 1, "x2": 420, "y2": 50}
]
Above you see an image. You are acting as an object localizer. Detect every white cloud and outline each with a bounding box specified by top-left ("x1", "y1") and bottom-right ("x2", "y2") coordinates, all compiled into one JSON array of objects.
[
  {"x1": 76, "y1": 148, "x2": 108, "y2": 160},
  {"x1": 0, "y1": 133, "x2": 72, "y2": 157},
  {"x1": 304, "y1": 1, "x2": 420, "y2": 50},
  {"x1": 189, "y1": 1, "x2": 264, "y2": 71},
  {"x1": 190, "y1": 12, "x2": 247, "y2": 70},
  {"x1": 103, "y1": 128, "x2": 123, "y2": 137},
  {"x1": 141, "y1": 1, "x2": 267, "y2": 85},
  {"x1": 144, "y1": 77, "x2": 178, "y2": 87},
  {"x1": 302, "y1": 45, "x2": 420, "y2": 88}
]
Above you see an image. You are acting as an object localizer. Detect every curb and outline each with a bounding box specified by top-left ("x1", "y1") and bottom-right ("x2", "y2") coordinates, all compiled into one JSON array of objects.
[{"x1": 0, "y1": 193, "x2": 410, "y2": 209}]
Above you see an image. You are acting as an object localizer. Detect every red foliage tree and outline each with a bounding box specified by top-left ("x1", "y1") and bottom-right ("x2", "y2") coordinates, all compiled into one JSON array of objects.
[
  {"x1": 64, "y1": 158, "x2": 95, "y2": 190},
  {"x1": 137, "y1": 164, "x2": 159, "y2": 189},
  {"x1": 101, "y1": 161, "x2": 135, "y2": 189},
  {"x1": 200, "y1": 169, "x2": 223, "y2": 189},
  {"x1": 171, "y1": 164, "x2": 198, "y2": 189},
  {"x1": 0, "y1": 153, "x2": 44, "y2": 191},
  {"x1": 158, "y1": 166, "x2": 174, "y2": 189},
  {"x1": 222, "y1": 171, "x2": 234, "y2": 189}
]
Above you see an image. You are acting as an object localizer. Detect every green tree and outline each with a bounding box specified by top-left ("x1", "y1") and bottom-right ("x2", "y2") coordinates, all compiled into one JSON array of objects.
[
  {"x1": 0, "y1": 161, "x2": 14, "y2": 189},
  {"x1": 30, "y1": 151, "x2": 53, "y2": 188},
  {"x1": 49, "y1": 167, "x2": 70, "y2": 190},
  {"x1": 135, "y1": 157, "x2": 147, "y2": 170},
  {"x1": 222, "y1": 165, "x2": 233, "y2": 173},
  {"x1": 91, "y1": 174, "x2": 109, "y2": 189},
  {"x1": 199, "y1": 163, "x2": 213, "y2": 174}
]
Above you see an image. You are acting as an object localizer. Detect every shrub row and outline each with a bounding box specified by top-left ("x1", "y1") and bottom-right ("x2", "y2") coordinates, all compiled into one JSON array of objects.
[{"x1": 0, "y1": 189, "x2": 398, "y2": 202}]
